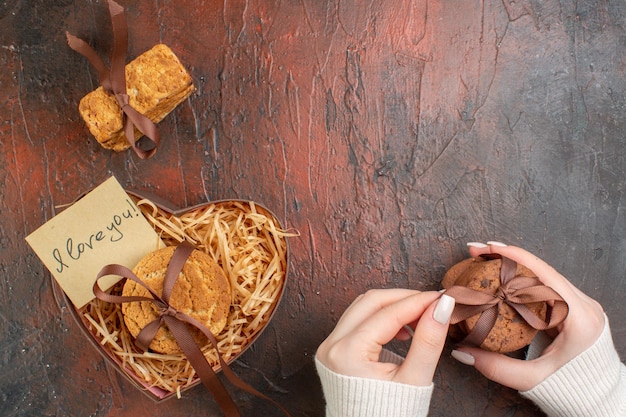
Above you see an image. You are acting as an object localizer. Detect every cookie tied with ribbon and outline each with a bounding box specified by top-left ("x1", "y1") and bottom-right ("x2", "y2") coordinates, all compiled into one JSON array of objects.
[
  {"x1": 94, "y1": 242, "x2": 290, "y2": 417},
  {"x1": 442, "y1": 255, "x2": 569, "y2": 353},
  {"x1": 66, "y1": 0, "x2": 194, "y2": 159},
  {"x1": 120, "y1": 245, "x2": 231, "y2": 355}
]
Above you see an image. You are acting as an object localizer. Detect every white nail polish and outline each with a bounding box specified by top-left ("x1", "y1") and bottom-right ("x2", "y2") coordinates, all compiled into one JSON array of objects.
[
  {"x1": 451, "y1": 349, "x2": 475, "y2": 366},
  {"x1": 467, "y1": 242, "x2": 488, "y2": 248},
  {"x1": 487, "y1": 241, "x2": 508, "y2": 247},
  {"x1": 433, "y1": 294, "x2": 455, "y2": 324}
]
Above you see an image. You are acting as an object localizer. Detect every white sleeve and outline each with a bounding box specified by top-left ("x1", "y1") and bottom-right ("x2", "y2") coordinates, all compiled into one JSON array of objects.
[
  {"x1": 315, "y1": 349, "x2": 434, "y2": 417},
  {"x1": 520, "y1": 315, "x2": 626, "y2": 417}
]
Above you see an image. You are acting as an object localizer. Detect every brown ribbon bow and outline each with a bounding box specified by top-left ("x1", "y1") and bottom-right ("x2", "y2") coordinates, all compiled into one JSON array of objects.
[
  {"x1": 93, "y1": 242, "x2": 290, "y2": 417},
  {"x1": 66, "y1": 0, "x2": 160, "y2": 159},
  {"x1": 444, "y1": 256, "x2": 569, "y2": 347}
]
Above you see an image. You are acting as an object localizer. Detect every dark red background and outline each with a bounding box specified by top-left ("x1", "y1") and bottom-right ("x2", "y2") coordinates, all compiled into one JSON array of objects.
[{"x1": 1, "y1": 1, "x2": 625, "y2": 416}]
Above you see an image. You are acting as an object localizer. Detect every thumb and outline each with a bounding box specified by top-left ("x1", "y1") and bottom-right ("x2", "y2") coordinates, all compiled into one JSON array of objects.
[
  {"x1": 451, "y1": 347, "x2": 541, "y2": 391},
  {"x1": 396, "y1": 294, "x2": 455, "y2": 386}
]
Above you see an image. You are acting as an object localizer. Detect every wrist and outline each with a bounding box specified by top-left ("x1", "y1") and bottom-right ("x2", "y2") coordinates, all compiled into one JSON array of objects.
[
  {"x1": 315, "y1": 354, "x2": 434, "y2": 417},
  {"x1": 521, "y1": 315, "x2": 626, "y2": 417}
]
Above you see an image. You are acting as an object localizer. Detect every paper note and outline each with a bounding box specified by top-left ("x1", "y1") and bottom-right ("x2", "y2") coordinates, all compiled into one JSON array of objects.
[{"x1": 26, "y1": 177, "x2": 163, "y2": 309}]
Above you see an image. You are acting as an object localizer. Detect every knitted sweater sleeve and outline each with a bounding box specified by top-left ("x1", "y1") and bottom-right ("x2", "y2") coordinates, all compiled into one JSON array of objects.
[
  {"x1": 315, "y1": 349, "x2": 434, "y2": 417},
  {"x1": 520, "y1": 315, "x2": 626, "y2": 417}
]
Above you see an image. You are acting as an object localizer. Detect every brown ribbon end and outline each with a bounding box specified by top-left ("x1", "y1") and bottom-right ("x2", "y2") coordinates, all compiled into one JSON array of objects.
[
  {"x1": 108, "y1": 0, "x2": 125, "y2": 16},
  {"x1": 65, "y1": 31, "x2": 77, "y2": 46}
]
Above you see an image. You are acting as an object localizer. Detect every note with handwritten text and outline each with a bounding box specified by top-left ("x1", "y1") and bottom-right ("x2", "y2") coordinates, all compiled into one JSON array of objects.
[{"x1": 26, "y1": 177, "x2": 163, "y2": 309}]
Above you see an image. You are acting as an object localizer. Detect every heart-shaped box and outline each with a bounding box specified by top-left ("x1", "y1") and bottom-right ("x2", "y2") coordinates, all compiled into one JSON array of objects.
[{"x1": 52, "y1": 189, "x2": 291, "y2": 402}]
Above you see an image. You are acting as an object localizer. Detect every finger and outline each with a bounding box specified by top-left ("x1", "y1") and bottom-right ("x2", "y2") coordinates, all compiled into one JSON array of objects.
[
  {"x1": 467, "y1": 242, "x2": 577, "y2": 297},
  {"x1": 329, "y1": 289, "x2": 421, "y2": 342},
  {"x1": 451, "y1": 347, "x2": 544, "y2": 391},
  {"x1": 396, "y1": 294, "x2": 455, "y2": 386},
  {"x1": 350, "y1": 291, "x2": 442, "y2": 349},
  {"x1": 319, "y1": 291, "x2": 442, "y2": 378}
]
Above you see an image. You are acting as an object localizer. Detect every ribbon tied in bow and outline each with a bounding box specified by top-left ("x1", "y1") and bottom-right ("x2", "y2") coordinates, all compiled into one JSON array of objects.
[
  {"x1": 444, "y1": 256, "x2": 569, "y2": 348},
  {"x1": 93, "y1": 242, "x2": 290, "y2": 417}
]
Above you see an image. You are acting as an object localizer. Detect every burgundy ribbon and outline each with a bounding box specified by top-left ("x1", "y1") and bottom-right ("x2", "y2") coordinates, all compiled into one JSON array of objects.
[
  {"x1": 444, "y1": 256, "x2": 569, "y2": 347},
  {"x1": 66, "y1": 0, "x2": 159, "y2": 159},
  {"x1": 93, "y1": 242, "x2": 290, "y2": 417}
]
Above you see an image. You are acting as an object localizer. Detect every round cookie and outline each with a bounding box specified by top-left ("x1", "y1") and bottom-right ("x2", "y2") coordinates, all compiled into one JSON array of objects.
[
  {"x1": 122, "y1": 246, "x2": 231, "y2": 354},
  {"x1": 442, "y1": 257, "x2": 547, "y2": 353}
]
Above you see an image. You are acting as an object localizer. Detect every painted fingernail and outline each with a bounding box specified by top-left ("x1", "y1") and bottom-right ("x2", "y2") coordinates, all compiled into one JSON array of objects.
[
  {"x1": 467, "y1": 242, "x2": 488, "y2": 248},
  {"x1": 433, "y1": 294, "x2": 455, "y2": 324},
  {"x1": 451, "y1": 349, "x2": 475, "y2": 366},
  {"x1": 487, "y1": 241, "x2": 508, "y2": 247}
]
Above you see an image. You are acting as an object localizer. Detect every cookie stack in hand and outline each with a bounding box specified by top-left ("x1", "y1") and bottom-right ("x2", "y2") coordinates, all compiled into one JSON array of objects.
[
  {"x1": 122, "y1": 246, "x2": 231, "y2": 354},
  {"x1": 441, "y1": 256, "x2": 548, "y2": 353}
]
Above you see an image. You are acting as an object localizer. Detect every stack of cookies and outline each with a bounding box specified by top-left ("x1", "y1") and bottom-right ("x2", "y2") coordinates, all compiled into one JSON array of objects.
[{"x1": 78, "y1": 44, "x2": 195, "y2": 152}]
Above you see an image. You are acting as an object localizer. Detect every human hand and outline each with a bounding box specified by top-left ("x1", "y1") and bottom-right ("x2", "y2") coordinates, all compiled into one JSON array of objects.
[
  {"x1": 316, "y1": 289, "x2": 455, "y2": 387},
  {"x1": 450, "y1": 241, "x2": 606, "y2": 391}
]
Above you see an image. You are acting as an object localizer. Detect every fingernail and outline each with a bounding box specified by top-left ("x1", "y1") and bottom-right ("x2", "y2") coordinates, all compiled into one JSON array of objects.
[
  {"x1": 433, "y1": 294, "x2": 455, "y2": 324},
  {"x1": 451, "y1": 349, "x2": 475, "y2": 366},
  {"x1": 467, "y1": 242, "x2": 488, "y2": 248},
  {"x1": 487, "y1": 241, "x2": 507, "y2": 247}
]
